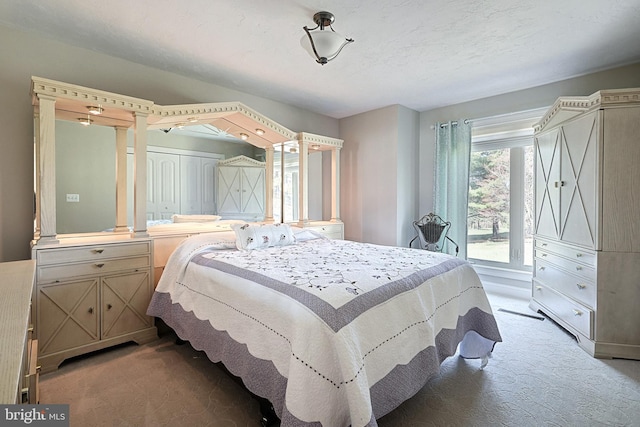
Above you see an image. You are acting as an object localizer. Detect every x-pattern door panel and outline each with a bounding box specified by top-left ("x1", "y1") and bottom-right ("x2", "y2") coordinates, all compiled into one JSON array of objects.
[
  {"x1": 101, "y1": 271, "x2": 152, "y2": 339},
  {"x1": 535, "y1": 129, "x2": 561, "y2": 239},
  {"x1": 559, "y1": 112, "x2": 597, "y2": 248},
  {"x1": 217, "y1": 167, "x2": 242, "y2": 213},
  {"x1": 38, "y1": 279, "x2": 99, "y2": 355},
  {"x1": 241, "y1": 168, "x2": 265, "y2": 214}
]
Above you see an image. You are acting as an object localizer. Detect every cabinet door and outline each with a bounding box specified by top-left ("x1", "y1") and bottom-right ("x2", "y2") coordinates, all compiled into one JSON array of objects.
[
  {"x1": 559, "y1": 111, "x2": 598, "y2": 248},
  {"x1": 38, "y1": 279, "x2": 99, "y2": 355},
  {"x1": 101, "y1": 271, "x2": 152, "y2": 339},
  {"x1": 535, "y1": 128, "x2": 561, "y2": 240},
  {"x1": 241, "y1": 167, "x2": 265, "y2": 215},
  {"x1": 217, "y1": 166, "x2": 242, "y2": 214}
]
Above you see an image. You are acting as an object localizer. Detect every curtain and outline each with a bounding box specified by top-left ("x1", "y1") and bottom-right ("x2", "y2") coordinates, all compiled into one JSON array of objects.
[{"x1": 434, "y1": 120, "x2": 471, "y2": 258}]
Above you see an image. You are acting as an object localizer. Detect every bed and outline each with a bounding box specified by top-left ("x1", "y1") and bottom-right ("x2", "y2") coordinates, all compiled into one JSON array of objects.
[{"x1": 147, "y1": 224, "x2": 502, "y2": 426}]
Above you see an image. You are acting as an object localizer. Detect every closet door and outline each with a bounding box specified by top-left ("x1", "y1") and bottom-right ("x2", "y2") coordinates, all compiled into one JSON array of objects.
[
  {"x1": 180, "y1": 155, "x2": 202, "y2": 215},
  {"x1": 201, "y1": 158, "x2": 218, "y2": 214},
  {"x1": 147, "y1": 152, "x2": 180, "y2": 220}
]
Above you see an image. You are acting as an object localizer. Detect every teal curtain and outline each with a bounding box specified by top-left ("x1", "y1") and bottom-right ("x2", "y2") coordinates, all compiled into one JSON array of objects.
[{"x1": 434, "y1": 120, "x2": 471, "y2": 258}]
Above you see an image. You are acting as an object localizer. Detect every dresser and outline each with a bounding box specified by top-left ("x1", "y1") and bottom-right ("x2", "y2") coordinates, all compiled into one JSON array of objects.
[
  {"x1": 32, "y1": 238, "x2": 158, "y2": 373},
  {"x1": 529, "y1": 88, "x2": 640, "y2": 359},
  {"x1": 0, "y1": 260, "x2": 38, "y2": 404}
]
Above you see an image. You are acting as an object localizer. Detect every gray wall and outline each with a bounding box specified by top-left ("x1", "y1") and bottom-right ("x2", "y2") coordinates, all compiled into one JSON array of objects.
[
  {"x1": 0, "y1": 24, "x2": 338, "y2": 262},
  {"x1": 340, "y1": 105, "x2": 419, "y2": 247}
]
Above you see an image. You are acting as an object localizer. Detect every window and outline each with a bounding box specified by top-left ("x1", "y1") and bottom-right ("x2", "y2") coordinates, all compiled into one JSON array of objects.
[{"x1": 467, "y1": 109, "x2": 545, "y2": 271}]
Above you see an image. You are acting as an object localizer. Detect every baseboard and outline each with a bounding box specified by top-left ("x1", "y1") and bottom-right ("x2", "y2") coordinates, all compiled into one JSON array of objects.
[{"x1": 482, "y1": 281, "x2": 530, "y2": 300}]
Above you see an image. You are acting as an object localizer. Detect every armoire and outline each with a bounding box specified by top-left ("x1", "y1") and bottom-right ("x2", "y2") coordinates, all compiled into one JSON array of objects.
[{"x1": 530, "y1": 88, "x2": 640, "y2": 359}]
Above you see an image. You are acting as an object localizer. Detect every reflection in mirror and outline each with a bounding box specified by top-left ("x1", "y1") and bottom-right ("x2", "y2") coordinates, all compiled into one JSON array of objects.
[
  {"x1": 55, "y1": 118, "x2": 265, "y2": 234},
  {"x1": 273, "y1": 142, "x2": 300, "y2": 223}
]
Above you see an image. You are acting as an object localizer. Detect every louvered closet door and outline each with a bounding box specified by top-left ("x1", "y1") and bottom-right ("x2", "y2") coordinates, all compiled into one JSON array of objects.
[
  {"x1": 559, "y1": 111, "x2": 598, "y2": 248},
  {"x1": 217, "y1": 167, "x2": 242, "y2": 214},
  {"x1": 241, "y1": 167, "x2": 265, "y2": 214},
  {"x1": 535, "y1": 128, "x2": 561, "y2": 240}
]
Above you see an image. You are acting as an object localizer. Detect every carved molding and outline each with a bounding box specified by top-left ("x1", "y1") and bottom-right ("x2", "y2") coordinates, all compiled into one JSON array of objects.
[
  {"x1": 31, "y1": 76, "x2": 154, "y2": 114},
  {"x1": 536, "y1": 88, "x2": 640, "y2": 132},
  {"x1": 297, "y1": 132, "x2": 343, "y2": 149},
  {"x1": 218, "y1": 155, "x2": 266, "y2": 168}
]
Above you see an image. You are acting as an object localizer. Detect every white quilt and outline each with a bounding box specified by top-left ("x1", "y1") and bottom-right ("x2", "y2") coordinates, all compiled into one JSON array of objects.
[{"x1": 150, "y1": 232, "x2": 500, "y2": 427}]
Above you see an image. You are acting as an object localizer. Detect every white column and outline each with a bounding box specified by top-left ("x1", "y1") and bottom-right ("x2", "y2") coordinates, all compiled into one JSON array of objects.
[
  {"x1": 133, "y1": 113, "x2": 148, "y2": 237},
  {"x1": 331, "y1": 146, "x2": 341, "y2": 222},
  {"x1": 114, "y1": 126, "x2": 129, "y2": 232},
  {"x1": 297, "y1": 139, "x2": 309, "y2": 226},
  {"x1": 36, "y1": 94, "x2": 58, "y2": 243},
  {"x1": 264, "y1": 146, "x2": 274, "y2": 223}
]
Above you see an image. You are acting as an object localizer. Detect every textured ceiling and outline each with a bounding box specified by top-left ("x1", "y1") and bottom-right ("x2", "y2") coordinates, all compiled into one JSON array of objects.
[{"x1": 2, "y1": 0, "x2": 640, "y2": 119}]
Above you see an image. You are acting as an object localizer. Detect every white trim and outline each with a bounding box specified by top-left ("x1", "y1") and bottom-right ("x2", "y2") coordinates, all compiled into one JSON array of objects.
[
  {"x1": 472, "y1": 264, "x2": 531, "y2": 300},
  {"x1": 127, "y1": 145, "x2": 225, "y2": 160}
]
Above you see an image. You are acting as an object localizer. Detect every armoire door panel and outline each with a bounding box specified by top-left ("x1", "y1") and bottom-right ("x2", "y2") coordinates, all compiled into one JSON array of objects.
[
  {"x1": 535, "y1": 129, "x2": 560, "y2": 239},
  {"x1": 217, "y1": 167, "x2": 242, "y2": 213},
  {"x1": 559, "y1": 112, "x2": 597, "y2": 248},
  {"x1": 38, "y1": 279, "x2": 99, "y2": 355},
  {"x1": 241, "y1": 168, "x2": 265, "y2": 214}
]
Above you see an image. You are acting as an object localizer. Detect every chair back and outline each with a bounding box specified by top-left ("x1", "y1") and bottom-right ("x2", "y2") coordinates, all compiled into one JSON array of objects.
[{"x1": 411, "y1": 213, "x2": 451, "y2": 252}]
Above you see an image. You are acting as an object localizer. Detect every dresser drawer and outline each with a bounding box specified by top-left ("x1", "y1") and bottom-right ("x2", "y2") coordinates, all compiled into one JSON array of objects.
[
  {"x1": 535, "y1": 249, "x2": 595, "y2": 282},
  {"x1": 36, "y1": 241, "x2": 151, "y2": 265},
  {"x1": 534, "y1": 259, "x2": 595, "y2": 308},
  {"x1": 535, "y1": 239, "x2": 596, "y2": 267},
  {"x1": 38, "y1": 256, "x2": 150, "y2": 282},
  {"x1": 533, "y1": 281, "x2": 593, "y2": 339}
]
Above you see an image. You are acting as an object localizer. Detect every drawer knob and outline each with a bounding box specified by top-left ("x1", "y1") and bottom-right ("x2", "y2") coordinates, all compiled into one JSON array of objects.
[
  {"x1": 576, "y1": 253, "x2": 583, "y2": 258},
  {"x1": 93, "y1": 249, "x2": 105, "y2": 254},
  {"x1": 107, "y1": 304, "x2": 113, "y2": 310},
  {"x1": 541, "y1": 253, "x2": 547, "y2": 257},
  {"x1": 576, "y1": 283, "x2": 587, "y2": 290},
  {"x1": 88, "y1": 307, "x2": 94, "y2": 314},
  {"x1": 572, "y1": 309, "x2": 583, "y2": 316},
  {"x1": 535, "y1": 286, "x2": 543, "y2": 291},
  {"x1": 538, "y1": 266, "x2": 545, "y2": 271},
  {"x1": 576, "y1": 266, "x2": 582, "y2": 271},
  {"x1": 95, "y1": 263, "x2": 105, "y2": 268},
  {"x1": 541, "y1": 243, "x2": 548, "y2": 247}
]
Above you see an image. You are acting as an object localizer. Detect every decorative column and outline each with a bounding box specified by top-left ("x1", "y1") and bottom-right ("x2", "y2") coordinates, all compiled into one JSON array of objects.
[
  {"x1": 331, "y1": 146, "x2": 341, "y2": 222},
  {"x1": 114, "y1": 126, "x2": 129, "y2": 232},
  {"x1": 133, "y1": 112, "x2": 148, "y2": 237},
  {"x1": 297, "y1": 138, "x2": 309, "y2": 227},
  {"x1": 36, "y1": 94, "x2": 58, "y2": 243},
  {"x1": 264, "y1": 146, "x2": 274, "y2": 223}
]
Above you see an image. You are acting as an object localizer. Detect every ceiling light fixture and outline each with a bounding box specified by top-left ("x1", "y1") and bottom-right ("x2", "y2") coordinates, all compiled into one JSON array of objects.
[
  {"x1": 301, "y1": 11, "x2": 354, "y2": 65},
  {"x1": 255, "y1": 128, "x2": 265, "y2": 136},
  {"x1": 311, "y1": 144, "x2": 321, "y2": 150},
  {"x1": 187, "y1": 117, "x2": 198, "y2": 123},
  {"x1": 240, "y1": 133, "x2": 249, "y2": 141},
  {"x1": 87, "y1": 105, "x2": 103, "y2": 115}
]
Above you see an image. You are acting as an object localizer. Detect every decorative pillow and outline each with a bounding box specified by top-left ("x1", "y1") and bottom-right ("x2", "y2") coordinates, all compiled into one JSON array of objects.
[
  {"x1": 172, "y1": 214, "x2": 222, "y2": 223},
  {"x1": 231, "y1": 223, "x2": 296, "y2": 250}
]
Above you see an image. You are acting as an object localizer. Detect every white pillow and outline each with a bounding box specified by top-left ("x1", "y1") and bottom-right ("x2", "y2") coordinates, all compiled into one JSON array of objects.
[
  {"x1": 172, "y1": 214, "x2": 221, "y2": 223},
  {"x1": 231, "y1": 223, "x2": 296, "y2": 250}
]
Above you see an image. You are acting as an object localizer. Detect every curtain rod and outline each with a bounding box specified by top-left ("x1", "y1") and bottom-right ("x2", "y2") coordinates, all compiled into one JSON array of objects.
[{"x1": 430, "y1": 119, "x2": 470, "y2": 130}]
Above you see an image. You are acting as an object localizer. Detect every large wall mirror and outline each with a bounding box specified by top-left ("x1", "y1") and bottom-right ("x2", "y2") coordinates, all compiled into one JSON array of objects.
[{"x1": 32, "y1": 76, "x2": 340, "y2": 244}]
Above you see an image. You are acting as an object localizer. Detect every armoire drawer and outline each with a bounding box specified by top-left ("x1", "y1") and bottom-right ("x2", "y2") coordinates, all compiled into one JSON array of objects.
[
  {"x1": 533, "y1": 281, "x2": 593, "y2": 339},
  {"x1": 535, "y1": 239, "x2": 596, "y2": 267},
  {"x1": 37, "y1": 256, "x2": 150, "y2": 282},
  {"x1": 535, "y1": 249, "x2": 595, "y2": 282},
  {"x1": 36, "y1": 241, "x2": 151, "y2": 265},
  {"x1": 534, "y1": 259, "x2": 596, "y2": 308}
]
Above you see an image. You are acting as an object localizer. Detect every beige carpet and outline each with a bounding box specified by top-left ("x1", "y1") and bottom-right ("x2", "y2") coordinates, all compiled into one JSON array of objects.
[{"x1": 39, "y1": 293, "x2": 640, "y2": 426}]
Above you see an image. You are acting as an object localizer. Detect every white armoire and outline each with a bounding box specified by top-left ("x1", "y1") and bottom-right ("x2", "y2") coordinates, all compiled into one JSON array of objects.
[
  {"x1": 216, "y1": 155, "x2": 266, "y2": 221},
  {"x1": 530, "y1": 88, "x2": 640, "y2": 359}
]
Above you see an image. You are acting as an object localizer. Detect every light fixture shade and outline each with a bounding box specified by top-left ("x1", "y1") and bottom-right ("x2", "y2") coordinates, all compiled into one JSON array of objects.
[
  {"x1": 300, "y1": 30, "x2": 350, "y2": 63},
  {"x1": 301, "y1": 11, "x2": 353, "y2": 65}
]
